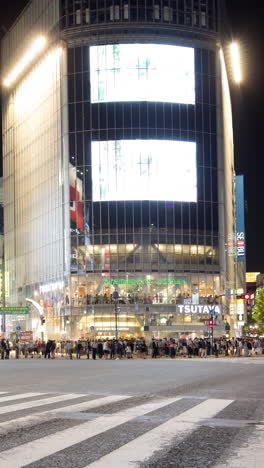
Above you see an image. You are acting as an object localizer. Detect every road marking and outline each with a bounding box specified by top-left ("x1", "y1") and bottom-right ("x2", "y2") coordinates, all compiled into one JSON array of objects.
[
  {"x1": 85, "y1": 398, "x2": 233, "y2": 468},
  {"x1": 0, "y1": 393, "x2": 87, "y2": 416},
  {"x1": 0, "y1": 397, "x2": 181, "y2": 467},
  {"x1": 0, "y1": 394, "x2": 131, "y2": 433},
  {"x1": 0, "y1": 393, "x2": 44, "y2": 404}
]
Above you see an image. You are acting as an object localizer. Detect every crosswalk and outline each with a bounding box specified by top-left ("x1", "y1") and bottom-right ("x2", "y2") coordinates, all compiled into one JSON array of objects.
[{"x1": 0, "y1": 391, "x2": 261, "y2": 467}]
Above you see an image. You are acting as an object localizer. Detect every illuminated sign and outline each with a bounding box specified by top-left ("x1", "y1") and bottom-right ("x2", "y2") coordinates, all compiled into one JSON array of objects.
[
  {"x1": 227, "y1": 233, "x2": 236, "y2": 257},
  {"x1": 0, "y1": 307, "x2": 29, "y2": 315},
  {"x1": 90, "y1": 43, "x2": 195, "y2": 104},
  {"x1": 103, "y1": 279, "x2": 185, "y2": 286},
  {"x1": 92, "y1": 140, "x2": 197, "y2": 202},
  {"x1": 246, "y1": 272, "x2": 260, "y2": 283},
  {"x1": 176, "y1": 305, "x2": 222, "y2": 314},
  {"x1": 237, "y1": 232, "x2": 245, "y2": 258},
  {"x1": 96, "y1": 327, "x2": 130, "y2": 331},
  {"x1": 236, "y1": 176, "x2": 246, "y2": 262}
]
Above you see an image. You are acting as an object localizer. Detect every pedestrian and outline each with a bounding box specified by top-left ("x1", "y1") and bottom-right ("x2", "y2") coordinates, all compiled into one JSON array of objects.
[
  {"x1": 50, "y1": 340, "x2": 56, "y2": 359},
  {"x1": 213, "y1": 339, "x2": 219, "y2": 358},
  {"x1": 66, "y1": 341, "x2": 73, "y2": 359},
  {"x1": 187, "y1": 340, "x2": 193, "y2": 358},
  {"x1": 76, "y1": 341, "x2": 82, "y2": 359},
  {"x1": 5, "y1": 339, "x2": 10, "y2": 359},
  {"x1": 86, "y1": 340, "x2": 91, "y2": 359},
  {"x1": 126, "y1": 342, "x2": 132, "y2": 359},
  {"x1": 151, "y1": 338, "x2": 159, "y2": 358},
  {"x1": 91, "y1": 340, "x2": 97, "y2": 360},
  {"x1": 14, "y1": 340, "x2": 20, "y2": 359},
  {"x1": 103, "y1": 340, "x2": 110, "y2": 359},
  {"x1": 97, "y1": 340, "x2": 103, "y2": 359},
  {"x1": 110, "y1": 340, "x2": 116, "y2": 360},
  {"x1": 0, "y1": 339, "x2": 6, "y2": 360},
  {"x1": 61, "y1": 341, "x2": 65, "y2": 358},
  {"x1": 45, "y1": 340, "x2": 52, "y2": 359},
  {"x1": 247, "y1": 340, "x2": 253, "y2": 356}
]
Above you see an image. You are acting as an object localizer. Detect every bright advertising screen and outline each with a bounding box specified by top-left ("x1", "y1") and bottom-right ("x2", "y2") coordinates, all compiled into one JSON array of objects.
[
  {"x1": 92, "y1": 140, "x2": 197, "y2": 202},
  {"x1": 90, "y1": 44, "x2": 195, "y2": 104}
]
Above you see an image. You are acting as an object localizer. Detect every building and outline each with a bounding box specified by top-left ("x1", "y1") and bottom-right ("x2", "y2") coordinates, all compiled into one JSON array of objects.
[
  {"x1": 1, "y1": 0, "x2": 237, "y2": 340},
  {"x1": 0, "y1": 178, "x2": 4, "y2": 307}
]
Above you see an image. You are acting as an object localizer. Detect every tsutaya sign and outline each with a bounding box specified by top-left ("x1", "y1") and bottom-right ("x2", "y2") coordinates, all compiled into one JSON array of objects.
[
  {"x1": 176, "y1": 304, "x2": 222, "y2": 314},
  {"x1": 0, "y1": 307, "x2": 29, "y2": 315},
  {"x1": 104, "y1": 279, "x2": 185, "y2": 286}
]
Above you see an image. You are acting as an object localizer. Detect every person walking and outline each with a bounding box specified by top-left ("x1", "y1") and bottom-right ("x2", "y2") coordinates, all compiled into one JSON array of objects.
[
  {"x1": 97, "y1": 340, "x2": 103, "y2": 359},
  {"x1": 151, "y1": 338, "x2": 159, "y2": 358},
  {"x1": 14, "y1": 340, "x2": 20, "y2": 359},
  {"x1": 5, "y1": 339, "x2": 10, "y2": 359},
  {"x1": 66, "y1": 341, "x2": 73, "y2": 359},
  {"x1": 213, "y1": 339, "x2": 219, "y2": 358},
  {"x1": 0, "y1": 339, "x2": 6, "y2": 360},
  {"x1": 50, "y1": 340, "x2": 56, "y2": 359},
  {"x1": 86, "y1": 340, "x2": 91, "y2": 359},
  {"x1": 76, "y1": 341, "x2": 82, "y2": 359},
  {"x1": 44, "y1": 340, "x2": 52, "y2": 359},
  {"x1": 91, "y1": 340, "x2": 97, "y2": 360},
  {"x1": 103, "y1": 340, "x2": 110, "y2": 359}
]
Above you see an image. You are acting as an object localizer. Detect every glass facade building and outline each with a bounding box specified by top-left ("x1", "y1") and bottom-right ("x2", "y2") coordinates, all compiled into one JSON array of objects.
[{"x1": 1, "y1": 0, "x2": 236, "y2": 340}]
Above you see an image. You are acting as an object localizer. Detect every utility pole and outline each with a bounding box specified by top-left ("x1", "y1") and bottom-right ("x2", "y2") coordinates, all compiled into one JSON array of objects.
[{"x1": 209, "y1": 316, "x2": 214, "y2": 354}]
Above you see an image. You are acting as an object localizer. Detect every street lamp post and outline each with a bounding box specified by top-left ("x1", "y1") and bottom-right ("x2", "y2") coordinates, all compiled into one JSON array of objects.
[
  {"x1": 112, "y1": 290, "x2": 119, "y2": 340},
  {"x1": 115, "y1": 301, "x2": 118, "y2": 340}
]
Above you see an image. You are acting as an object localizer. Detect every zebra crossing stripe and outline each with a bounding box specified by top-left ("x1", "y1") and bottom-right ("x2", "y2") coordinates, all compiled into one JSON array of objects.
[
  {"x1": 0, "y1": 397, "x2": 182, "y2": 468},
  {"x1": 0, "y1": 393, "x2": 87, "y2": 416},
  {"x1": 47, "y1": 394, "x2": 131, "y2": 414},
  {"x1": 0, "y1": 393, "x2": 44, "y2": 404},
  {"x1": 85, "y1": 398, "x2": 233, "y2": 468},
  {"x1": 0, "y1": 394, "x2": 131, "y2": 433}
]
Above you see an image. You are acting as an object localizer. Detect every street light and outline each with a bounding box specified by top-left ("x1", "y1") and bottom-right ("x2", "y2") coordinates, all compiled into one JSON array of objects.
[
  {"x1": 112, "y1": 290, "x2": 119, "y2": 339},
  {"x1": 230, "y1": 42, "x2": 242, "y2": 84}
]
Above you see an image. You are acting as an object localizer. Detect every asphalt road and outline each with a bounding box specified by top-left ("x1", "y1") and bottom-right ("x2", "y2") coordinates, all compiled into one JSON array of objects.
[{"x1": 0, "y1": 357, "x2": 263, "y2": 467}]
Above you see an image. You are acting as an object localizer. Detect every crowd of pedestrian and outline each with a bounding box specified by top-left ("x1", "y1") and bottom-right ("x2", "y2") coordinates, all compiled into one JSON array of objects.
[{"x1": 1, "y1": 337, "x2": 264, "y2": 360}]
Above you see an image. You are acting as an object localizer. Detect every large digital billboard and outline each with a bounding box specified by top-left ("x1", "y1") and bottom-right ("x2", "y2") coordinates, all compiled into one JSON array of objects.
[
  {"x1": 90, "y1": 44, "x2": 195, "y2": 104},
  {"x1": 92, "y1": 140, "x2": 197, "y2": 202}
]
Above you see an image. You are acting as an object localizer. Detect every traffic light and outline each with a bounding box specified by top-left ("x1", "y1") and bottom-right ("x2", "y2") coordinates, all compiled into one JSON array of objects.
[
  {"x1": 243, "y1": 293, "x2": 250, "y2": 301},
  {"x1": 208, "y1": 317, "x2": 214, "y2": 328}
]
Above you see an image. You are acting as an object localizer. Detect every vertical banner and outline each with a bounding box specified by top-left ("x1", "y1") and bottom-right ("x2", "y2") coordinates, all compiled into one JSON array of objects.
[{"x1": 236, "y1": 175, "x2": 246, "y2": 262}]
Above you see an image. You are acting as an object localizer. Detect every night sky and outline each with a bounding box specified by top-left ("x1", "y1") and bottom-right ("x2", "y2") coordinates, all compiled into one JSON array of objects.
[{"x1": 0, "y1": 1, "x2": 263, "y2": 271}]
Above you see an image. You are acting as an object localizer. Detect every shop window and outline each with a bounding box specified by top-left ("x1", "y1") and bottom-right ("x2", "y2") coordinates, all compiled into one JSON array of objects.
[
  {"x1": 201, "y1": 12, "x2": 207, "y2": 27},
  {"x1": 75, "y1": 9, "x2": 81, "y2": 24},
  {"x1": 110, "y1": 5, "x2": 120, "y2": 21},
  {"x1": 163, "y1": 6, "x2": 173, "y2": 21},
  {"x1": 154, "y1": 4, "x2": 160, "y2": 20},
  {"x1": 85, "y1": 8, "x2": 90, "y2": 23},
  {"x1": 123, "y1": 3, "x2": 129, "y2": 19},
  {"x1": 193, "y1": 12, "x2": 199, "y2": 26}
]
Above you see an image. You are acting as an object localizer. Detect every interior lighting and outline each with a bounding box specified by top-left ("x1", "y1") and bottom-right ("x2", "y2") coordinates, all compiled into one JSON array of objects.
[
  {"x1": 3, "y1": 36, "x2": 47, "y2": 87},
  {"x1": 230, "y1": 42, "x2": 242, "y2": 83}
]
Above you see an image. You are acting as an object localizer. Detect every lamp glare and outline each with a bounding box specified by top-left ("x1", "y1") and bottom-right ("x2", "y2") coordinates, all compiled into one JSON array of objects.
[
  {"x1": 3, "y1": 36, "x2": 47, "y2": 87},
  {"x1": 230, "y1": 42, "x2": 242, "y2": 84}
]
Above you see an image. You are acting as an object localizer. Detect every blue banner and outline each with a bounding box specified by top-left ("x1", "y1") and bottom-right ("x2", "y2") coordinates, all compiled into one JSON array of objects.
[{"x1": 236, "y1": 175, "x2": 246, "y2": 262}]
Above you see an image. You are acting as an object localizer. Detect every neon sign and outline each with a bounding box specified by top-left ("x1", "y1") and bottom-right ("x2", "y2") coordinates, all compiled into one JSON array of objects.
[{"x1": 103, "y1": 279, "x2": 185, "y2": 286}]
